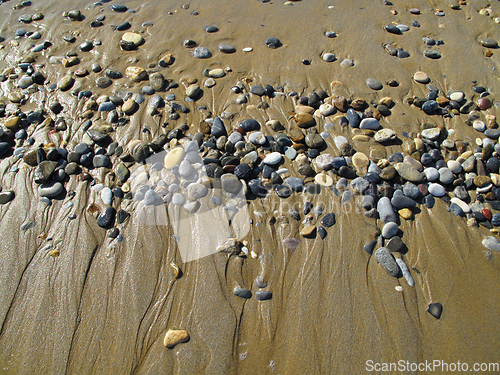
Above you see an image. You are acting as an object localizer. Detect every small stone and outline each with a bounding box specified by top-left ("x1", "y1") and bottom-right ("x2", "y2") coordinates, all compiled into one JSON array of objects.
[
  {"x1": 374, "y1": 128, "x2": 397, "y2": 142},
  {"x1": 57, "y1": 75, "x2": 74, "y2": 91},
  {"x1": 39, "y1": 181, "x2": 64, "y2": 198},
  {"x1": 263, "y1": 152, "x2": 282, "y2": 165},
  {"x1": 321, "y1": 213, "x2": 336, "y2": 227},
  {"x1": 413, "y1": 71, "x2": 429, "y2": 83},
  {"x1": 163, "y1": 329, "x2": 190, "y2": 348},
  {"x1": 427, "y1": 303, "x2": 443, "y2": 319},
  {"x1": 97, "y1": 207, "x2": 116, "y2": 228},
  {"x1": 0, "y1": 191, "x2": 15, "y2": 204},
  {"x1": 394, "y1": 163, "x2": 424, "y2": 182},
  {"x1": 322, "y1": 53, "x2": 336, "y2": 62},
  {"x1": 126, "y1": 66, "x2": 148, "y2": 82},
  {"x1": 121, "y1": 32, "x2": 143, "y2": 46},
  {"x1": 481, "y1": 38, "x2": 498, "y2": 48},
  {"x1": 283, "y1": 237, "x2": 301, "y2": 251},
  {"x1": 193, "y1": 47, "x2": 211, "y2": 58},
  {"x1": 374, "y1": 247, "x2": 400, "y2": 277},
  {"x1": 233, "y1": 287, "x2": 252, "y2": 299},
  {"x1": 424, "y1": 50, "x2": 441, "y2": 59},
  {"x1": 255, "y1": 291, "x2": 273, "y2": 301},
  {"x1": 4, "y1": 116, "x2": 21, "y2": 130},
  {"x1": 382, "y1": 222, "x2": 399, "y2": 238},
  {"x1": 300, "y1": 225, "x2": 316, "y2": 237},
  {"x1": 34, "y1": 160, "x2": 54, "y2": 184},
  {"x1": 265, "y1": 37, "x2": 281, "y2": 49},
  {"x1": 359, "y1": 118, "x2": 380, "y2": 130},
  {"x1": 218, "y1": 44, "x2": 236, "y2": 53},
  {"x1": 428, "y1": 183, "x2": 446, "y2": 197},
  {"x1": 366, "y1": 78, "x2": 383, "y2": 90}
]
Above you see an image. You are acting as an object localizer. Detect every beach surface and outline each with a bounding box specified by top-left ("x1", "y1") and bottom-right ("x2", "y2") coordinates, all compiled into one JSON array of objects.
[{"x1": 0, "y1": 0, "x2": 500, "y2": 374}]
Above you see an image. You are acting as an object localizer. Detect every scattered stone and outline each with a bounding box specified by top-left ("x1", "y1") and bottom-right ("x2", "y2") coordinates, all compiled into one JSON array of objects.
[
  {"x1": 374, "y1": 247, "x2": 400, "y2": 276},
  {"x1": 163, "y1": 329, "x2": 190, "y2": 348}
]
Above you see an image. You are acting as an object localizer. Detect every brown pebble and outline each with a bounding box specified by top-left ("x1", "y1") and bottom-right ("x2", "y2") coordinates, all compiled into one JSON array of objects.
[
  {"x1": 398, "y1": 208, "x2": 413, "y2": 220},
  {"x1": 485, "y1": 50, "x2": 493, "y2": 57},
  {"x1": 163, "y1": 329, "x2": 190, "y2": 348},
  {"x1": 350, "y1": 98, "x2": 367, "y2": 111},
  {"x1": 478, "y1": 97, "x2": 492, "y2": 110},
  {"x1": 474, "y1": 175, "x2": 492, "y2": 187},
  {"x1": 300, "y1": 225, "x2": 316, "y2": 237}
]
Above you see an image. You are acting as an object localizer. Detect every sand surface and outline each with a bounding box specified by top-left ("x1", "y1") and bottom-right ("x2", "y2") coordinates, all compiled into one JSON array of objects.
[{"x1": 0, "y1": 0, "x2": 500, "y2": 373}]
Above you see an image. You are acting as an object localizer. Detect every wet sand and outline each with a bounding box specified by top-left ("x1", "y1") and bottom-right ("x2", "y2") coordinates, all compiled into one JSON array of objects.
[{"x1": 0, "y1": 0, "x2": 500, "y2": 373}]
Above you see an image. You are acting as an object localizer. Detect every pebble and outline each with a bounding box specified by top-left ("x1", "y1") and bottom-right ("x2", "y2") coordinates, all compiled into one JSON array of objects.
[
  {"x1": 413, "y1": 71, "x2": 429, "y2": 83},
  {"x1": 263, "y1": 152, "x2": 282, "y2": 165},
  {"x1": 57, "y1": 75, "x2": 74, "y2": 91},
  {"x1": 255, "y1": 291, "x2": 273, "y2": 301},
  {"x1": 171, "y1": 193, "x2": 185, "y2": 205},
  {"x1": 0, "y1": 191, "x2": 15, "y2": 204},
  {"x1": 193, "y1": 47, "x2": 211, "y2": 58},
  {"x1": 265, "y1": 37, "x2": 281, "y2": 49},
  {"x1": 101, "y1": 187, "x2": 112, "y2": 205},
  {"x1": 163, "y1": 329, "x2": 190, "y2": 348},
  {"x1": 396, "y1": 258, "x2": 414, "y2": 286},
  {"x1": 322, "y1": 53, "x2": 336, "y2": 62},
  {"x1": 359, "y1": 118, "x2": 380, "y2": 130},
  {"x1": 233, "y1": 287, "x2": 252, "y2": 299},
  {"x1": 121, "y1": 32, "x2": 143, "y2": 46},
  {"x1": 374, "y1": 128, "x2": 396, "y2": 142},
  {"x1": 374, "y1": 247, "x2": 400, "y2": 277},
  {"x1": 377, "y1": 197, "x2": 397, "y2": 223},
  {"x1": 39, "y1": 181, "x2": 64, "y2": 198},
  {"x1": 283, "y1": 237, "x2": 301, "y2": 251},
  {"x1": 424, "y1": 50, "x2": 441, "y2": 59},
  {"x1": 482, "y1": 236, "x2": 500, "y2": 251},
  {"x1": 218, "y1": 44, "x2": 236, "y2": 53},
  {"x1": 321, "y1": 213, "x2": 336, "y2": 227},
  {"x1": 300, "y1": 225, "x2": 316, "y2": 237},
  {"x1": 427, "y1": 303, "x2": 443, "y2": 319},
  {"x1": 382, "y1": 222, "x2": 399, "y2": 238},
  {"x1": 366, "y1": 78, "x2": 383, "y2": 90},
  {"x1": 481, "y1": 38, "x2": 498, "y2": 48},
  {"x1": 428, "y1": 183, "x2": 446, "y2": 196}
]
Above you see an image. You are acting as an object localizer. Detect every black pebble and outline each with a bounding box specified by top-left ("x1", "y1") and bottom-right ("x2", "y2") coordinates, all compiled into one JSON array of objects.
[{"x1": 427, "y1": 302, "x2": 443, "y2": 319}]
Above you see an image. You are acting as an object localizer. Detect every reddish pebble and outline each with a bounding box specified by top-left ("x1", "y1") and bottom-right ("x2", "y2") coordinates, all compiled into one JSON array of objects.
[
  {"x1": 222, "y1": 165, "x2": 236, "y2": 173},
  {"x1": 418, "y1": 183, "x2": 428, "y2": 196},
  {"x1": 483, "y1": 208, "x2": 492, "y2": 220},
  {"x1": 75, "y1": 68, "x2": 89, "y2": 77},
  {"x1": 478, "y1": 97, "x2": 492, "y2": 110},
  {"x1": 48, "y1": 129, "x2": 57, "y2": 134}
]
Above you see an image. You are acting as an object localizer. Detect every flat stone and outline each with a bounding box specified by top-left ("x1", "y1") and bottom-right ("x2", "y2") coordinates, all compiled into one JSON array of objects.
[
  {"x1": 300, "y1": 225, "x2": 316, "y2": 237},
  {"x1": 366, "y1": 78, "x2": 383, "y2": 90},
  {"x1": 359, "y1": 118, "x2": 380, "y2": 130},
  {"x1": 233, "y1": 287, "x2": 252, "y2": 299},
  {"x1": 164, "y1": 147, "x2": 184, "y2": 169},
  {"x1": 386, "y1": 236, "x2": 405, "y2": 253},
  {"x1": 427, "y1": 303, "x2": 443, "y2": 319},
  {"x1": 163, "y1": 329, "x2": 190, "y2": 348},
  {"x1": 413, "y1": 71, "x2": 429, "y2": 83},
  {"x1": 193, "y1": 47, "x2": 211, "y2": 58},
  {"x1": 265, "y1": 37, "x2": 281, "y2": 49},
  {"x1": 255, "y1": 291, "x2": 273, "y2": 301},
  {"x1": 211, "y1": 117, "x2": 226, "y2": 137},
  {"x1": 374, "y1": 128, "x2": 397, "y2": 142},
  {"x1": 424, "y1": 50, "x2": 441, "y2": 59},
  {"x1": 221, "y1": 174, "x2": 242, "y2": 193},
  {"x1": 375, "y1": 247, "x2": 400, "y2": 277},
  {"x1": 263, "y1": 152, "x2": 282, "y2": 165},
  {"x1": 305, "y1": 134, "x2": 325, "y2": 149},
  {"x1": 321, "y1": 213, "x2": 336, "y2": 227},
  {"x1": 57, "y1": 75, "x2": 74, "y2": 91},
  {"x1": 34, "y1": 160, "x2": 55, "y2": 183},
  {"x1": 4, "y1": 116, "x2": 21, "y2": 130},
  {"x1": 39, "y1": 181, "x2": 64, "y2": 198},
  {"x1": 474, "y1": 175, "x2": 492, "y2": 188},
  {"x1": 126, "y1": 66, "x2": 148, "y2": 82},
  {"x1": 481, "y1": 38, "x2": 498, "y2": 48},
  {"x1": 377, "y1": 197, "x2": 397, "y2": 223},
  {"x1": 382, "y1": 222, "x2": 399, "y2": 238},
  {"x1": 0, "y1": 191, "x2": 15, "y2": 204},
  {"x1": 438, "y1": 167, "x2": 454, "y2": 184},
  {"x1": 396, "y1": 258, "x2": 414, "y2": 286},
  {"x1": 218, "y1": 44, "x2": 236, "y2": 53},
  {"x1": 394, "y1": 163, "x2": 424, "y2": 182},
  {"x1": 483, "y1": 236, "x2": 500, "y2": 251},
  {"x1": 122, "y1": 32, "x2": 143, "y2": 46},
  {"x1": 428, "y1": 183, "x2": 446, "y2": 196},
  {"x1": 122, "y1": 98, "x2": 137, "y2": 115}
]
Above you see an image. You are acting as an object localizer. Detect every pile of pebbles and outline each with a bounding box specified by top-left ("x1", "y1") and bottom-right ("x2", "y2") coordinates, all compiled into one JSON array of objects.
[{"x1": 1, "y1": 3, "x2": 500, "y2": 317}]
